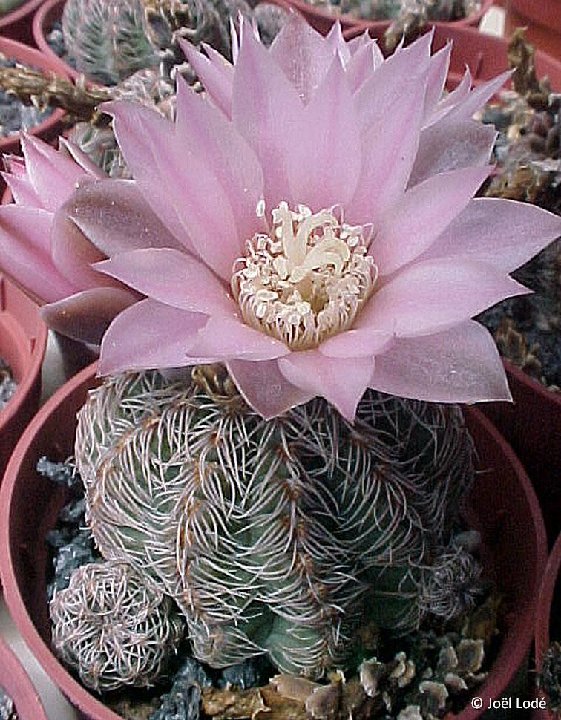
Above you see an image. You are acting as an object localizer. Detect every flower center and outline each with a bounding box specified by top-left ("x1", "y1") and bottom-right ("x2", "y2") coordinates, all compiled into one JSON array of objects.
[{"x1": 231, "y1": 202, "x2": 378, "y2": 350}]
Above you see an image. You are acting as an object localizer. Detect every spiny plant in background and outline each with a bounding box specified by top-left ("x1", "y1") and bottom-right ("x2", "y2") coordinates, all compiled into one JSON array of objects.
[
  {"x1": 60, "y1": 0, "x2": 285, "y2": 86},
  {"x1": 540, "y1": 642, "x2": 561, "y2": 716},
  {"x1": 381, "y1": 0, "x2": 482, "y2": 49},
  {"x1": 485, "y1": 29, "x2": 561, "y2": 215},
  {"x1": 62, "y1": 0, "x2": 159, "y2": 85}
]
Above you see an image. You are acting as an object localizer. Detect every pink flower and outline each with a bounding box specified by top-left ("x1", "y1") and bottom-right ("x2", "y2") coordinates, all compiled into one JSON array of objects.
[
  {"x1": 82, "y1": 17, "x2": 561, "y2": 420},
  {"x1": 0, "y1": 136, "x2": 177, "y2": 344}
]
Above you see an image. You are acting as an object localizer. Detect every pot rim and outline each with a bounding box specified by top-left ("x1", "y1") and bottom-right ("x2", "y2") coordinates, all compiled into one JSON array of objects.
[
  {"x1": 0, "y1": 275, "x2": 47, "y2": 460},
  {"x1": 0, "y1": 634, "x2": 49, "y2": 720},
  {"x1": 281, "y1": 0, "x2": 493, "y2": 34},
  {"x1": 507, "y1": 0, "x2": 561, "y2": 32},
  {"x1": 0, "y1": 364, "x2": 548, "y2": 720},
  {"x1": 504, "y1": 359, "x2": 561, "y2": 409},
  {"x1": 0, "y1": 0, "x2": 46, "y2": 29}
]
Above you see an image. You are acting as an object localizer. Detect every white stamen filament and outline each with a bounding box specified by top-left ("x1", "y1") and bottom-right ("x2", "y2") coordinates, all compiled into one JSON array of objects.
[{"x1": 232, "y1": 203, "x2": 378, "y2": 351}]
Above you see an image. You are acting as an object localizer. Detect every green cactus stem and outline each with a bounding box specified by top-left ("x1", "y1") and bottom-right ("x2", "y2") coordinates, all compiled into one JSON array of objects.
[
  {"x1": 62, "y1": 0, "x2": 159, "y2": 85},
  {"x1": 72, "y1": 365, "x2": 479, "y2": 681}
]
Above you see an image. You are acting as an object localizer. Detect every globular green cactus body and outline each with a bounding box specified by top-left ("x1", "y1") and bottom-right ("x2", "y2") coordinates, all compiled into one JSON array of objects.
[
  {"x1": 62, "y1": 0, "x2": 158, "y2": 85},
  {"x1": 74, "y1": 367, "x2": 477, "y2": 680}
]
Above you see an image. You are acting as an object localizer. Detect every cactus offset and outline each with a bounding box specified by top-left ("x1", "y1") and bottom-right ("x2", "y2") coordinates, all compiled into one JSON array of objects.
[
  {"x1": 50, "y1": 560, "x2": 185, "y2": 691},
  {"x1": 73, "y1": 367, "x2": 478, "y2": 681}
]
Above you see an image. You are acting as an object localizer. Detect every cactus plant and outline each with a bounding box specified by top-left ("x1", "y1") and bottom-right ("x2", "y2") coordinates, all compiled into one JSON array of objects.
[
  {"x1": 0, "y1": 14, "x2": 559, "y2": 708},
  {"x1": 69, "y1": 365, "x2": 479, "y2": 684},
  {"x1": 62, "y1": 0, "x2": 158, "y2": 85},
  {"x1": 50, "y1": 560, "x2": 185, "y2": 692},
  {"x1": 60, "y1": 0, "x2": 258, "y2": 87}
]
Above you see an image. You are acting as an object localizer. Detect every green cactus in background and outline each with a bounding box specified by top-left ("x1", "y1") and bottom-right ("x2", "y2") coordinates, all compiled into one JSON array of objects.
[
  {"x1": 61, "y1": 0, "x2": 287, "y2": 88},
  {"x1": 0, "y1": 0, "x2": 27, "y2": 16},
  {"x1": 62, "y1": 0, "x2": 159, "y2": 85},
  {"x1": 335, "y1": 0, "x2": 480, "y2": 27},
  {"x1": 70, "y1": 365, "x2": 480, "y2": 684}
]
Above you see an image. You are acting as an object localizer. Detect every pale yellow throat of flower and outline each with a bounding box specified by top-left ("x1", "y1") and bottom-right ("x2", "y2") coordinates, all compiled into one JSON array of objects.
[{"x1": 232, "y1": 201, "x2": 378, "y2": 351}]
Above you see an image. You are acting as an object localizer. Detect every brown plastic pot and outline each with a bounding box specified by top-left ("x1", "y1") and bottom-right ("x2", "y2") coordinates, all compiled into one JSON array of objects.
[
  {"x1": 533, "y1": 530, "x2": 561, "y2": 720},
  {"x1": 0, "y1": 634, "x2": 49, "y2": 720},
  {"x1": 506, "y1": 0, "x2": 561, "y2": 61},
  {"x1": 344, "y1": 20, "x2": 561, "y2": 90},
  {"x1": 0, "y1": 37, "x2": 68, "y2": 158},
  {"x1": 32, "y1": 0, "x2": 81, "y2": 83},
  {"x1": 0, "y1": 274, "x2": 47, "y2": 479},
  {"x1": 0, "y1": 362, "x2": 548, "y2": 720},
  {"x1": 483, "y1": 364, "x2": 561, "y2": 547},
  {"x1": 0, "y1": 0, "x2": 46, "y2": 44}
]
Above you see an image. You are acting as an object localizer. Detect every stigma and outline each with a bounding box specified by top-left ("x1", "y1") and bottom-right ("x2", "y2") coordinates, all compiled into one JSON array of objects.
[{"x1": 232, "y1": 202, "x2": 377, "y2": 350}]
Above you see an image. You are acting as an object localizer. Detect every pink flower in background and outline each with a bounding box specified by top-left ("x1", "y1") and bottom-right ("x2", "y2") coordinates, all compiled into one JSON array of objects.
[
  {"x1": 69, "y1": 17, "x2": 561, "y2": 419},
  {"x1": 0, "y1": 136, "x2": 179, "y2": 344}
]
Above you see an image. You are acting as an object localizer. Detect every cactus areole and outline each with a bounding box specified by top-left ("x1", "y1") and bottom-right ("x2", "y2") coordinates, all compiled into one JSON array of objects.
[{"x1": 0, "y1": 10, "x2": 560, "y2": 700}]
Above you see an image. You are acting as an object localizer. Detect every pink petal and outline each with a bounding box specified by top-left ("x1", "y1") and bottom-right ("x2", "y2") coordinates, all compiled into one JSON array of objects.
[
  {"x1": 444, "y1": 71, "x2": 512, "y2": 123},
  {"x1": 354, "y1": 35, "x2": 430, "y2": 134},
  {"x1": 180, "y1": 40, "x2": 233, "y2": 118},
  {"x1": 58, "y1": 137, "x2": 107, "y2": 178},
  {"x1": 348, "y1": 49, "x2": 430, "y2": 223},
  {"x1": 325, "y1": 22, "x2": 351, "y2": 66},
  {"x1": 105, "y1": 101, "x2": 241, "y2": 280},
  {"x1": 426, "y1": 67, "x2": 472, "y2": 127},
  {"x1": 424, "y1": 43, "x2": 451, "y2": 117},
  {"x1": 96, "y1": 248, "x2": 237, "y2": 316},
  {"x1": 98, "y1": 298, "x2": 208, "y2": 374},
  {"x1": 269, "y1": 13, "x2": 336, "y2": 104},
  {"x1": 227, "y1": 358, "x2": 313, "y2": 418},
  {"x1": 286, "y1": 56, "x2": 361, "y2": 210},
  {"x1": 104, "y1": 101, "x2": 196, "y2": 254},
  {"x1": 356, "y1": 258, "x2": 530, "y2": 338},
  {"x1": 50, "y1": 204, "x2": 114, "y2": 292},
  {"x1": 278, "y1": 351, "x2": 374, "y2": 421},
  {"x1": 3, "y1": 154, "x2": 26, "y2": 177},
  {"x1": 2, "y1": 171, "x2": 41, "y2": 207},
  {"x1": 420, "y1": 198, "x2": 561, "y2": 273},
  {"x1": 67, "y1": 178, "x2": 183, "y2": 256},
  {"x1": 369, "y1": 321, "x2": 511, "y2": 403},
  {"x1": 232, "y1": 24, "x2": 304, "y2": 211},
  {"x1": 346, "y1": 41, "x2": 384, "y2": 93},
  {"x1": 345, "y1": 30, "x2": 370, "y2": 54},
  {"x1": 21, "y1": 135, "x2": 86, "y2": 212},
  {"x1": 41, "y1": 286, "x2": 137, "y2": 345},
  {"x1": 410, "y1": 118, "x2": 496, "y2": 186},
  {"x1": 185, "y1": 317, "x2": 289, "y2": 361},
  {"x1": 373, "y1": 166, "x2": 492, "y2": 276},
  {"x1": 0, "y1": 206, "x2": 76, "y2": 304},
  {"x1": 176, "y1": 78, "x2": 265, "y2": 244},
  {"x1": 319, "y1": 328, "x2": 392, "y2": 358}
]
